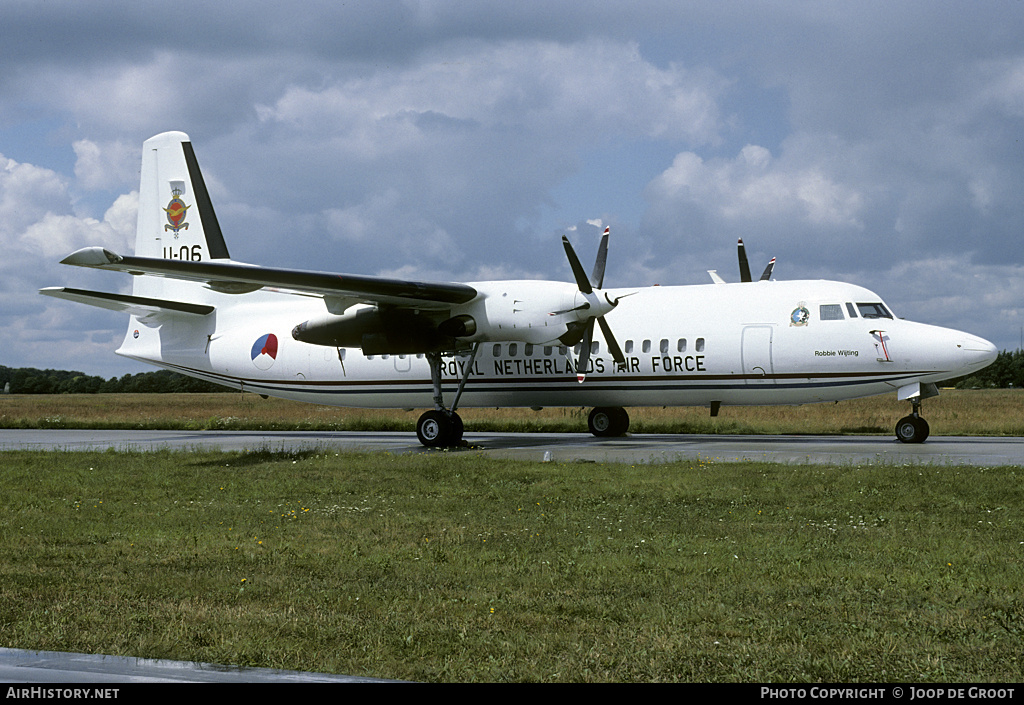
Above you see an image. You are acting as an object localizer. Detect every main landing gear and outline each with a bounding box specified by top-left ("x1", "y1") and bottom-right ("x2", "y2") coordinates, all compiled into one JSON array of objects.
[
  {"x1": 416, "y1": 408, "x2": 465, "y2": 447},
  {"x1": 588, "y1": 406, "x2": 630, "y2": 437},
  {"x1": 415, "y1": 344, "x2": 632, "y2": 446},
  {"x1": 416, "y1": 346, "x2": 478, "y2": 448}
]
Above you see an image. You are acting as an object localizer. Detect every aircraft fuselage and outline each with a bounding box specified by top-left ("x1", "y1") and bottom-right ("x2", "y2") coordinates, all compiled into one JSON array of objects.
[{"x1": 120, "y1": 278, "x2": 996, "y2": 412}]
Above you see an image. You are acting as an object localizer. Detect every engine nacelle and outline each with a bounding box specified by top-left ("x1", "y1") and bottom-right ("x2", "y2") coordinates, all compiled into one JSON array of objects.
[
  {"x1": 291, "y1": 280, "x2": 607, "y2": 354},
  {"x1": 437, "y1": 314, "x2": 477, "y2": 338},
  {"x1": 454, "y1": 280, "x2": 585, "y2": 345},
  {"x1": 292, "y1": 306, "x2": 449, "y2": 355}
]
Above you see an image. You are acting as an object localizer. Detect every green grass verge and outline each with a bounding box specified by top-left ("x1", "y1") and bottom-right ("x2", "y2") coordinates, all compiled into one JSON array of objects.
[
  {"x1": 1, "y1": 449, "x2": 1021, "y2": 682},
  {"x1": 3, "y1": 389, "x2": 1024, "y2": 436}
]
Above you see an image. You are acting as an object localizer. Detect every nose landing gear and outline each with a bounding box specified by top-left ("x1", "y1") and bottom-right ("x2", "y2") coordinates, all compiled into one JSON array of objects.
[
  {"x1": 894, "y1": 383, "x2": 937, "y2": 444},
  {"x1": 895, "y1": 405, "x2": 930, "y2": 444}
]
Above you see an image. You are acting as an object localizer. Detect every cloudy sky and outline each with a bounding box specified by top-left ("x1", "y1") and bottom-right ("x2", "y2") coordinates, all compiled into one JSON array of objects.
[{"x1": 3, "y1": 0, "x2": 1023, "y2": 378}]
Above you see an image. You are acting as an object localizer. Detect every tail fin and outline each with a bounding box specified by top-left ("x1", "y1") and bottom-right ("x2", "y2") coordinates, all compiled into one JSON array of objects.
[{"x1": 133, "y1": 131, "x2": 230, "y2": 297}]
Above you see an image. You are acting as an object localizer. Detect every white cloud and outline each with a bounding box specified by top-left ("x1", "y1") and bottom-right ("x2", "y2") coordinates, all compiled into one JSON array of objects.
[
  {"x1": 648, "y1": 144, "x2": 865, "y2": 229},
  {"x1": 0, "y1": 155, "x2": 69, "y2": 236},
  {"x1": 73, "y1": 139, "x2": 138, "y2": 191},
  {"x1": 255, "y1": 39, "x2": 727, "y2": 149}
]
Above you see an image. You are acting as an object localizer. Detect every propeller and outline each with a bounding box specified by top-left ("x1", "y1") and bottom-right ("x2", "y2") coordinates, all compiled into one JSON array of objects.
[
  {"x1": 737, "y1": 238, "x2": 775, "y2": 282},
  {"x1": 560, "y1": 227, "x2": 627, "y2": 382}
]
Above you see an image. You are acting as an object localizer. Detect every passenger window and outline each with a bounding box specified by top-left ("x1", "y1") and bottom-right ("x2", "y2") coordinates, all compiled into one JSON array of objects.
[
  {"x1": 543, "y1": 345, "x2": 553, "y2": 356},
  {"x1": 642, "y1": 340, "x2": 651, "y2": 353},
  {"x1": 696, "y1": 338, "x2": 705, "y2": 353},
  {"x1": 509, "y1": 343, "x2": 518, "y2": 356},
  {"x1": 625, "y1": 340, "x2": 634, "y2": 354},
  {"x1": 820, "y1": 304, "x2": 844, "y2": 321},
  {"x1": 492, "y1": 344, "x2": 501, "y2": 357},
  {"x1": 591, "y1": 341, "x2": 600, "y2": 354},
  {"x1": 525, "y1": 343, "x2": 534, "y2": 356},
  {"x1": 677, "y1": 339, "x2": 687, "y2": 353},
  {"x1": 660, "y1": 339, "x2": 669, "y2": 354}
]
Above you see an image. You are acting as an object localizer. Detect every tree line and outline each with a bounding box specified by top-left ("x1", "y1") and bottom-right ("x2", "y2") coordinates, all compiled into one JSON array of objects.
[{"x1": 0, "y1": 366, "x2": 230, "y2": 394}]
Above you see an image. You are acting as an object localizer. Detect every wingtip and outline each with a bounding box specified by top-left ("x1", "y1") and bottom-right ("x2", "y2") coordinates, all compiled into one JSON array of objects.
[{"x1": 59, "y1": 247, "x2": 122, "y2": 267}]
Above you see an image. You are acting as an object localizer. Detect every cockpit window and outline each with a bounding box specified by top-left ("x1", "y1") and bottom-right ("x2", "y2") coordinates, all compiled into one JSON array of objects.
[
  {"x1": 820, "y1": 304, "x2": 844, "y2": 321},
  {"x1": 856, "y1": 302, "x2": 893, "y2": 319}
]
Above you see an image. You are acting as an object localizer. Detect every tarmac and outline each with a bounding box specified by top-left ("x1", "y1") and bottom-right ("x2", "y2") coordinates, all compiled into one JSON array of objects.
[{"x1": 3, "y1": 428, "x2": 1024, "y2": 466}]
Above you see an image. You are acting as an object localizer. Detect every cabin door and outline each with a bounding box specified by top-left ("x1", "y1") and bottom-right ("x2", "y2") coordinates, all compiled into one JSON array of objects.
[{"x1": 742, "y1": 326, "x2": 774, "y2": 385}]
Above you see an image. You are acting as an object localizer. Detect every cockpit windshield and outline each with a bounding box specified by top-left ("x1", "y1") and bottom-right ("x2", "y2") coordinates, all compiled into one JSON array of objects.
[{"x1": 856, "y1": 302, "x2": 893, "y2": 319}]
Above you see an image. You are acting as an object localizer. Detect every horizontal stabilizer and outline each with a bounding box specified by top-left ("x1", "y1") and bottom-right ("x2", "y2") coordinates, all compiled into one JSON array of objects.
[
  {"x1": 59, "y1": 247, "x2": 479, "y2": 308},
  {"x1": 39, "y1": 287, "x2": 214, "y2": 317}
]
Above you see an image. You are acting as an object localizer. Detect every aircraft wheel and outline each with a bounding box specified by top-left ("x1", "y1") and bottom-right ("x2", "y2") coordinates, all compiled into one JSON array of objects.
[
  {"x1": 416, "y1": 410, "x2": 463, "y2": 447},
  {"x1": 417, "y1": 410, "x2": 452, "y2": 447},
  {"x1": 588, "y1": 407, "x2": 630, "y2": 437},
  {"x1": 895, "y1": 415, "x2": 930, "y2": 444}
]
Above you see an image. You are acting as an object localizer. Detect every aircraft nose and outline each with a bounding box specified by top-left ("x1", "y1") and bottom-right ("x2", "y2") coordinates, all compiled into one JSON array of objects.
[{"x1": 959, "y1": 335, "x2": 998, "y2": 372}]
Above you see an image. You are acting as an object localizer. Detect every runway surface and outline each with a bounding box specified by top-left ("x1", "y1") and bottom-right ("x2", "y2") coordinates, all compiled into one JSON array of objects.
[
  {"x1": 3, "y1": 428, "x2": 1024, "y2": 466},
  {"x1": 3, "y1": 428, "x2": 1021, "y2": 682},
  {"x1": 0, "y1": 647, "x2": 396, "y2": 683}
]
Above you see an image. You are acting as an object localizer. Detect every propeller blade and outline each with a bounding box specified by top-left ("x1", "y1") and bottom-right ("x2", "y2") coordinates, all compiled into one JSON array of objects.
[
  {"x1": 561, "y1": 236, "x2": 593, "y2": 294},
  {"x1": 576, "y1": 318, "x2": 595, "y2": 383},
  {"x1": 597, "y1": 315, "x2": 625, "y2": 366},
  {"x1": 760, "y1": 257, "x2": 776, "y2": 281},
  {"x1": 561, "y1": 228, "x2": 624, "y2": 381},
  {"x1": 591, "y1": 226, "x2": 610, "y2": 290},
  {"x1": 549, "y1": 302, "x2": 591, "y2": 316},
  {"x1": 738, "y1": 238, "x2": 752, "y2": 283}
]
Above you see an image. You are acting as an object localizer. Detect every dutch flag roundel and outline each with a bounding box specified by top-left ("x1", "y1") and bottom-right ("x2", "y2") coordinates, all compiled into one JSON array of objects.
[{"x1": 251, "y1": 333, "x2": 278, "y2": 370}]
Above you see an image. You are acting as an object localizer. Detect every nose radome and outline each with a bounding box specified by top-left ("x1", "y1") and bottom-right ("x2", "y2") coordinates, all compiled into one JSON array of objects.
[{"x1": 959, "y1": 336, "x2": 998, "y2": 370}]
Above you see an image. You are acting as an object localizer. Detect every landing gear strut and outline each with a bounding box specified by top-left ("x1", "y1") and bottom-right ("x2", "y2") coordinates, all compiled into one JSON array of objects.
[
  {"x1": 895, "y1": 399, "x2": 930, "y2": 444},
  {"x1": 416, "y1": 345, "x2": 478, "y2": 448}
]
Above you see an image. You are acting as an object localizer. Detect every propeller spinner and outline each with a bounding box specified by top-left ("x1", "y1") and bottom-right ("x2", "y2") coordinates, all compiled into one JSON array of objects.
[{"x1": 560, "y1": 227, "x2": 627, "y2": 382}]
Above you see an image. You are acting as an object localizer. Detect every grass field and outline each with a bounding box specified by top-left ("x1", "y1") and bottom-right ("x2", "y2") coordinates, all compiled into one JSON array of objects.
[
  {"x1": 2, "y1": 389, "x2": 1024, "y2": 436},
  {"x1": 0, "y1": 447, "x2": 1022, "y2": 682},
  {"x1": 1, "y1": 391, "x2": 1021, "y2": 681}
]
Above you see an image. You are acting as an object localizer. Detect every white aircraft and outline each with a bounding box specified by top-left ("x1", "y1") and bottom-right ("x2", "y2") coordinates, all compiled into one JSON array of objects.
[{"x1": 42, "y1": 132, "x2": 997, "y2": 447}]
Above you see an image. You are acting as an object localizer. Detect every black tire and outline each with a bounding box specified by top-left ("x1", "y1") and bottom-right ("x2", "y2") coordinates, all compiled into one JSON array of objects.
[
  {"x1": 417, "y1": 410, "x2": 454, "y2": 447},
  {"x1": 588, "y1": 406, "x2": 630, "y2": 437},
  {"x1": 895, "y1": 415, "x2": 930, "y2": 444},
  {"x1": 449, "y1": 412, "x2": 464, "y2": 443}
]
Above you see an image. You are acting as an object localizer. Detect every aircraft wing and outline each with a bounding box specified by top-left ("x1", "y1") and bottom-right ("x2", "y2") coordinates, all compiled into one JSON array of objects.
[{"x1": 59, "y1": 247, "x2": 479, "y2": 309}]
